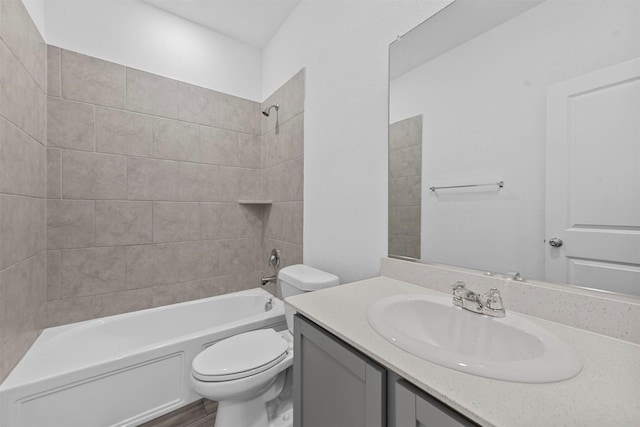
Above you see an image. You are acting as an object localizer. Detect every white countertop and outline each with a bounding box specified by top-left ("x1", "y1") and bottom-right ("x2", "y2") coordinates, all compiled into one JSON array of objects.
[{"x1": 286, "y1": 276, "x2": 640, "y2": 427}]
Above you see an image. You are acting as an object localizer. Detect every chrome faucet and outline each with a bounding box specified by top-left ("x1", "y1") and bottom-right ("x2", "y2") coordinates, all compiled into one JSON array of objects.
[
  {"x1": 262, "y1": 249, "x2": 280, "y2": 286},
  {"x1": 451, "y1": 281, "x2": 506, "y2": 318},
  {"x1": 261, "y1": 275, "x2": 277, "y2": 286}
]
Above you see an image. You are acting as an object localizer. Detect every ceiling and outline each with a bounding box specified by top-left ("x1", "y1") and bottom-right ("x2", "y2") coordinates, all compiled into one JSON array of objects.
[{"x1": 140, "y1": 0, "x2": 301, "y2": 50}]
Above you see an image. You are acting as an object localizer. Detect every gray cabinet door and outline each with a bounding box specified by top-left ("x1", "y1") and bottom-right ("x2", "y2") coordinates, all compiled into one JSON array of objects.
[
  {"x1": 394, "y1": 381, "x2": 478, "y2": 427},
  {"x1": 293, "y1": 314, "x2": 386, "y2": 427}
]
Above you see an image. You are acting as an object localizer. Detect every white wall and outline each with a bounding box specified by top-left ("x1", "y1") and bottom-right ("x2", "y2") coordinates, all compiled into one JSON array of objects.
[
  {"x1": 262, "y1": 0, "x2": 450, "y2": 284},
  {"x1": 390, "y1": 0, "x2": 640, "y2": 279},
  {"x1": 41, "y1": 0, "x2": 262, "y2": 101}
]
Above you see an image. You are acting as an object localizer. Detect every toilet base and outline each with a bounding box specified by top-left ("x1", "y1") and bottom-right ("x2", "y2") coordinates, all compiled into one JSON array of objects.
[
  {"x1": 215, "y1": 369, "x2": 291, "y2": 427},
  {"x1": 215, "y1": 398, "x2": 269, "y2": 427},
  {"x1": 216, "y1": 403, "x2": 292, "y2": 427},
  {"x1": 266, "y1": 366, "x2": 293, "y2": 427},
  {"x1": 269, "y1": 407, "x2": 293, "y2": 427}
]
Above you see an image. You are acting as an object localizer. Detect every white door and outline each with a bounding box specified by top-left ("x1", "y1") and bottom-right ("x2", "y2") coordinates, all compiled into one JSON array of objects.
[{"x1": 545, "y1": 58, "x2": 640, "y2": 296}]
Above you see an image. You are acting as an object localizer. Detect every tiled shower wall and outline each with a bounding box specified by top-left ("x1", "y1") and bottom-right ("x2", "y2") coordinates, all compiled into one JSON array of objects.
[
  {"x1": 0, "y1": 0, "x2": 304, "y2": 382},
  {"x1": 44, "y1": 48, "x2": 305, "y2": 327},
  {"x1": 389, "y1": 115, "x2": 422, "y2": 259},
  {"x1": 260, "y1": 70, "x2": 305, "y2": 281},
  {"x1": 0, "y1": 0, "x2": 47, "y2": 381}
]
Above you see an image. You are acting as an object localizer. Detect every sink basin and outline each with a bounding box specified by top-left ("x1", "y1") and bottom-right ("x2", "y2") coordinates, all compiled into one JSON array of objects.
[{"x1": 367, "y1": 293, "x2": 582, "y2": 383}]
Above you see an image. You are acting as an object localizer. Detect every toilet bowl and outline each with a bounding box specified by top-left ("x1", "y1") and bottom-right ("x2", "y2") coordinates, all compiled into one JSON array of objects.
[
  {"x1": 190, "y1": 264, "x2": 339, "y2": 427},
  {"x1": 191, "y1": 329, "x2": 293, "y2": 427}
]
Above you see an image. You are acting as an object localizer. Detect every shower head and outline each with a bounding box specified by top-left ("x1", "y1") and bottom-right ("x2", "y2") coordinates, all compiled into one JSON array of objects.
[{"x1": 262, "y1": 104, "x2": 279, "y2": 117}]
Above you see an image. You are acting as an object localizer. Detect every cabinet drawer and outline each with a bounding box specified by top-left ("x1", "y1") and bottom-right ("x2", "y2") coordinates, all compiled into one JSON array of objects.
[{"x1": 394, "y1": 380, "x2": 478, "y2": 427}]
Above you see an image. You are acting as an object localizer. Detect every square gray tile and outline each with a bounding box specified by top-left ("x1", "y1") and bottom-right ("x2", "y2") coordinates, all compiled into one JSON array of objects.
[
  {"x1": 0, "y1": 195, "x2": 45, "y2": 269},
  {"x1": 46, "y1": 199, "x2": 95, "y2": 250},
  {"x1": 178, "y1": 82, "x2": 220, "y2": 127},
  {"x1": 47, "y1": 97, "x2": 94, "y2": 151},
  {"x1": 200, "y1": 203, "x2": 238, "y2": 240},
  {"x1": 95, "y1": 107, "x2": 153, "y2": 157},
  {"x1": 60, "y1": 247, "x2": 127, "y2": 298},
  {"x1": 0, "y1": 40, "x2": 46, "y2": 143},
  {"x1": 125, "y1": 243, "x2": 179, "y2": 288},
  {"x1": 237, "y1": 133, "x2": 261, "y2": 169},
  {"x1": 153, "y1": 202, "x2": 200, "y2": 243},
  {"x1": 177, "y1": 163, "x2": 220, "y2": 202},
  {"x1": 127, "y1": 157, "x2": 179, "y2": 201},
  {"x1": 200, "y1": 126, "x2": 238, "y2": 166},
  {"x1": 60, "y1": 49, "x2": 125, "y2": 108},
  {"x1": 153, "y1": 117, "x2": 200, "y2": 162},
  {"x1": 61, "y1": 151, "x2": 126, "y2": 200},
  {"x1": 0, "y1": 255, "x2": 44, "y2": 362},
  {"x1": 220, "y1": 94, "x2": 259, "y2": 134},
  {"x1": 126, "y1": 68, "x2": 177, "y2": 118},
  {"x1": 0, "y1": 118, "x2": 46, "y2": 198},
  {"x1": 95, "y1": 201, "x2": 153, "y2": 246}
]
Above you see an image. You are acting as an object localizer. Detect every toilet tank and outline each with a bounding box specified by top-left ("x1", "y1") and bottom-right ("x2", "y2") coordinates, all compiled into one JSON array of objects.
[{"x1": 278, "y1": 264, "x2": 340, "y2": 332}]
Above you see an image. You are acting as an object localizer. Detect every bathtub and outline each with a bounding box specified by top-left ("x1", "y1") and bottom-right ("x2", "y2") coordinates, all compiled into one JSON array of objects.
[{"x1": 0, "y1": 288, "x2": 286, "y2": 427}]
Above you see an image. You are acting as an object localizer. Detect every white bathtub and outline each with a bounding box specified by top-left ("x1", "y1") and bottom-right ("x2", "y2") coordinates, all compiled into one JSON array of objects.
[{"x1": 0, "y1": 288, "x2": 286, "y2": 427}]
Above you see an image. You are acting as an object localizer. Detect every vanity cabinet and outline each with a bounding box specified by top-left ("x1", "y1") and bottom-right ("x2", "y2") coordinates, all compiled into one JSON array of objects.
[
  {"x1": 293, "y1": 314, "x2": 478, "y2": 427},
  {"x1": 293, "y1": 314, "x2": 386, "y2": 427}
]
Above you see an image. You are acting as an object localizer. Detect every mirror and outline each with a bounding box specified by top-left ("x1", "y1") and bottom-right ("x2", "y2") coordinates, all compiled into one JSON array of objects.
[
  {"x1": 389, "y1": 115, "x2": 422, "y2": 259},
  {"x1": 388, "y1": 0, "x2": 640, "y2": 297}
]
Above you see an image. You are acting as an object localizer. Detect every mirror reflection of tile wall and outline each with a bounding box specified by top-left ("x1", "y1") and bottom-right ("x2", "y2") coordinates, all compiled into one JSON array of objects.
[{"x1": 388, "y1": 115, "x2": 422, "y2": 259}]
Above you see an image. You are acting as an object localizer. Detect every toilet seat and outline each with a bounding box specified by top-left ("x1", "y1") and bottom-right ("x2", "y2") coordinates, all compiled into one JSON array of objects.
[{"x1": 193, "y1": 329, "x2": 289, "y2": 382}]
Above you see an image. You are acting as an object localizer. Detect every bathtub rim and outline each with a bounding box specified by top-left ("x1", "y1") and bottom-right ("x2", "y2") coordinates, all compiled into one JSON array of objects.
[{"x1": 0, "y1": 287, "x2": 285, "y2": 390}]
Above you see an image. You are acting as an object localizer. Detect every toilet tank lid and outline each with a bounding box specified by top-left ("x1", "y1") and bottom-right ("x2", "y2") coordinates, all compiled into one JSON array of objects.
[{"x1": 278, "y1": 264, "x2": 340, "y2": 291}]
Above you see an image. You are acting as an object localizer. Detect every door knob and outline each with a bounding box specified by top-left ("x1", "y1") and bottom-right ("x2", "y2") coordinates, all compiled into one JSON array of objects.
[{"x1": 548, "y1": 237, "x2": 563, "y2": 247}]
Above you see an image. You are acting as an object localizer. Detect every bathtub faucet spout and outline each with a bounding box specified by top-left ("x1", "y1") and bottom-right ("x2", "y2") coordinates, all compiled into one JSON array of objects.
[{"x1": 261, "y1": 275, "x2": 277, "y2": 286}]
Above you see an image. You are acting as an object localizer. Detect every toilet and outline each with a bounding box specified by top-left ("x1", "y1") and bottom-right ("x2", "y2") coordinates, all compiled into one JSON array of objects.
[{"x1": 190, "y1": 264, "x2": 340, "y2": 427}]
